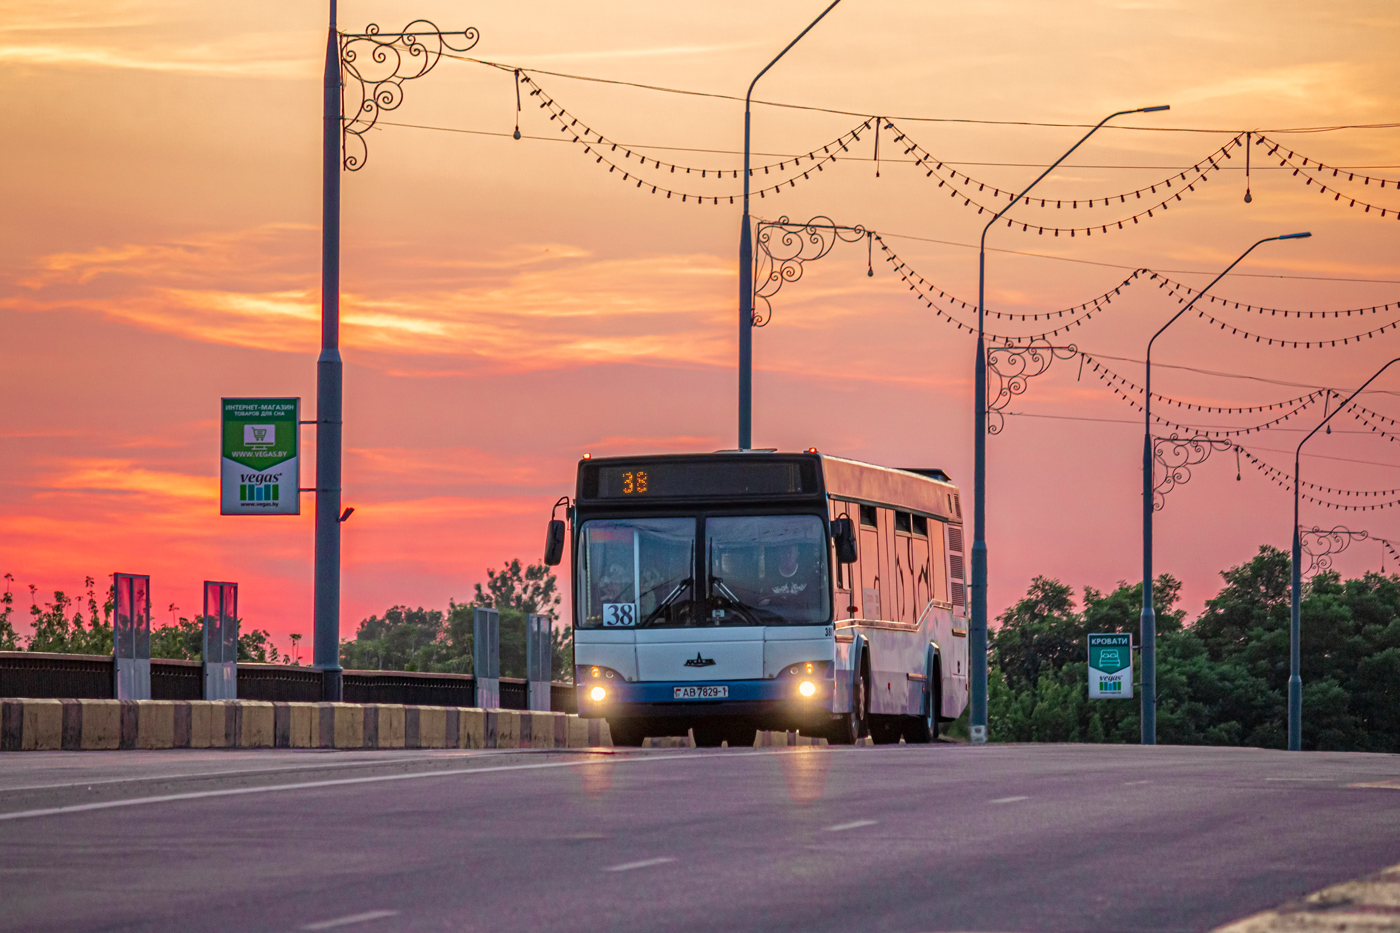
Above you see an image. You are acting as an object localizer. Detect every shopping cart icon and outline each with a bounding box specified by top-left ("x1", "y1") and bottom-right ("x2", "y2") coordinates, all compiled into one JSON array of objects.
[{"x1": 244, "y1": 424, "x2": 275, "y2": 448}]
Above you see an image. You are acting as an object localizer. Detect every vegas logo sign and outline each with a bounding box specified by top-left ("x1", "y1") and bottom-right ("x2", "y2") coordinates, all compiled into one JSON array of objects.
[{"x1": 221, "y1": 398, "x2": 299, "y2": 515}]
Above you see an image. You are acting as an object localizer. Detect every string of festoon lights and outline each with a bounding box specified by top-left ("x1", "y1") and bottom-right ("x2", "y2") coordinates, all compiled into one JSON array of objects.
[
  {"x1": 1145, "y1": 272, "x2": 1400, "y2": 319},
  {"x1": 888, "y1": 124, "x2": 1239, "y2": 236},
  {"x1": 1343, "y1": 403, "x2": 1400, "y2": 445},
  {"x1": 1078, "y1": 354, "x2": 1328, "y2": 414},
  {"x1": 875, "y1": 236, "x2": 1137, "y2": 341},
  {"x1": 1256, "y1": 134, "x2": 1400, "y2": 220},
  {"x1": 519, "y1": 72, "x2": 870, "y2": 205},
  {"x1": 1236, "y1": 446, "x2": 1400, "y2": 510},
  {"x1": 877, "y1": 236, "x2": 1400, "y2": 348},
  {"x1": 1091, "y1": 373, "x2": 1324, "y2": 438},
  {"x1": 492, "y1": 74, "x2": 1400, "y2": 226}
]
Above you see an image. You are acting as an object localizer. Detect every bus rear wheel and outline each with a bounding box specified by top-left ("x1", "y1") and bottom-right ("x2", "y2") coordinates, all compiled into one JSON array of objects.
[{"x1": 909, "y1": 670, "x2": 941, "y2": 743}]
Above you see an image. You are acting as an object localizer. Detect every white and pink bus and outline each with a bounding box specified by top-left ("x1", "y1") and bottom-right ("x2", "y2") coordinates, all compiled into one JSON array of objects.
[{"x1": 544, "y1": 451, "x2": 969, "y2": 746}]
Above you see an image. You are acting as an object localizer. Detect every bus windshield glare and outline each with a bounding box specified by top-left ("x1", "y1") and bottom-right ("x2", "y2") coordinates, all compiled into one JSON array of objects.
[{"x1": 578, "y1": 515, "x2": 829, "y2": 628}]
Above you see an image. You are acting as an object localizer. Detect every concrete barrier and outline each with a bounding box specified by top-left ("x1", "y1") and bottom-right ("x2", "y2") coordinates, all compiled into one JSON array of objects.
[
  {"x1": 753, "y1": 730, "x2": 830, "y2": 748},
  {"x1": 643, "y1": 730, "x2": 696, "y2": 749},
  {"x1": 0, "y1": 698, "x2": 610, "y2": 751}
]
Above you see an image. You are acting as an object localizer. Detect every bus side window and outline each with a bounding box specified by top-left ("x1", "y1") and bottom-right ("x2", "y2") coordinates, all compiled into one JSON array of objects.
[{"x1": 859, "y1": 507, "x2": 882, "y2": 619}]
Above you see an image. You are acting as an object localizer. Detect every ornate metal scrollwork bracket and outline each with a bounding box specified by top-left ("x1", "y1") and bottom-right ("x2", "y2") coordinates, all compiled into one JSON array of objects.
[
  {"x1": 1152, "y1": 434, "x2": 1232, "y2": 511},
  {"x1": 1298, "y1": 525, "x2": 1368, "y2": 576},
  {"x1": 340, "y1": 21, "x2": 480, "y2": 172},
  {"x1": 985, "y1": 340, "x2": 1077, "y2": 435},
  {"x1": 753, "y1": 216, "x2": 869, "y2": 327}
]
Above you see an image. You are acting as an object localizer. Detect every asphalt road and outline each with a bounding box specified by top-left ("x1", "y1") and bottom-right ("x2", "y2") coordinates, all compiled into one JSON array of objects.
[{"x1": 1, "y1": 743, "x2": 1398, "y2": 933}]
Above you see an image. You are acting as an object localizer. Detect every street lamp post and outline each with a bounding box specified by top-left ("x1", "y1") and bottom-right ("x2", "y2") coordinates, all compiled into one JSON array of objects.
[
  {"x1": 315, "y1": 3, "x2": 477, "y2": 700},
  {"x1": 1290, "y1": 358, "x2": 1400, "y2": 750},
  {"x1": 316, "y1": 0, "x2": 343, "y2": 700},
  {"x1": 737, "y1": 0, "x2": 842, "y2": 451},
  {"x1": 969, "y1": 105, "x2": 1169, "y2": 744},
  {"x1": 1140, "y1": 232, "x2": 1311, "y2": 743}
]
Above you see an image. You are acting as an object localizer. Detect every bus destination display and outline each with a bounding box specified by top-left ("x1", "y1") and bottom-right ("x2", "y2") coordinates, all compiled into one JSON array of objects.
[{"x1": 594, "y1": 460, "x2": 809, "y2": 499}]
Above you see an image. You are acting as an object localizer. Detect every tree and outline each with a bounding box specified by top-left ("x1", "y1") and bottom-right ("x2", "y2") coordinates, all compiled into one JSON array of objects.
[
  {"x1": 0, "y1": 574, "x2": 19, "y2": 651},
  {"x1": 25, "y1": 577, "x2": 113, "y2": 655}
]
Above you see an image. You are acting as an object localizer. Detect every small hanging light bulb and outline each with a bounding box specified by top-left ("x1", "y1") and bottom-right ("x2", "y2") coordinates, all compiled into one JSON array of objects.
[
  {"x1": 1243, "y1": 131, "x2": 1252, "y2": 202},
  {"x1": 513, "y1": 69, "x2": 523, "y2": 140}
]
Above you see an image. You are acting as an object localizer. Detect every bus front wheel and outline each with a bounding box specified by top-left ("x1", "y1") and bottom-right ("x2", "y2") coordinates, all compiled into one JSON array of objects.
[{"x1": 830, "y1": 670, "x2": 868, "y2": 745}]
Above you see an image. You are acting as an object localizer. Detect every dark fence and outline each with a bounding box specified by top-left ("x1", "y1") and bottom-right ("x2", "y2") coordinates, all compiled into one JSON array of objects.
[{"x1": 0, "y1": 652, "x2": 577, "y2": 712}]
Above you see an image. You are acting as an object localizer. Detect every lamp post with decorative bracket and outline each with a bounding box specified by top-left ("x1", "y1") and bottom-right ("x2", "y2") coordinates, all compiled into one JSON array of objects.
[
  {"x1": 969, "y1": 104, "x2": 1170, "y2": 746},
  {"x1": 1140, "y1": 232, "x2": 1311, "y2": 742},
  {"x1": 984, "y1": 340, "x2": 1079, "y2": 436},
  {"x1": 751, "y1": 216, "x2": 870, "y2": 327},
  {"x1": 738, "y1": 1, "x2": 843, "y2": 451},
  {"x1": 1291, "y1": 358, "x2": 1400, "y2": 749},
  {"x1": 314, "y1": 2, "x2": 478, "y2": 700},
  {"x1": 1297, "y1": 526, "x2": 1369, "y2": 577}
]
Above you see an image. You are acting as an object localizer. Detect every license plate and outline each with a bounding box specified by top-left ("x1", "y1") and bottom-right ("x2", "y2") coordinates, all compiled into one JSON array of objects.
[{"x1": 673, "y1": 685, "x2": 728, "y2": 700}]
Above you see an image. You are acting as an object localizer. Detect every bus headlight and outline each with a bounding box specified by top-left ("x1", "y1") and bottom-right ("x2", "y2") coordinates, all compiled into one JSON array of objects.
[
  {"x1": 590, "y1": 686, "x2": 607, "y2": 702},
  {"x1": 798, "y1": 680, "x2": 817, "y2": 698}
]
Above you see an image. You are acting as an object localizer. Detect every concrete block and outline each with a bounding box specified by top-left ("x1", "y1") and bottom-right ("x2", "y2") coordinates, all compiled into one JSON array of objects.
[
  {"x1": 491, "y1": 709, "x2": 520, "y2": 749},
  {"x1": 273, "y1": 703, "x2": 317, "y2": 748},
  {"x1": 22, "y1": 699, "x2": 63, "y2": 751},
  {"x1": 567, "y1": 716, "x2": 591, "y2": 749},
  {"x1": 458, "y1": 708, "x2": 485, "y2": 749},
  {"x1": 187, "y1": 701, "x2": 216, "y2": 748},
  {"x1": 237, "y1": 702, "x2": 274, "y2": 748},
  {"x1": 76, "y1": 700, "x2": 121, "y2": 750},
  {"x1": 376, "y1": 705, "x2": 405, "y2": 749},
  {"x1": 135, "y1": 700, "x2": 175, "y2": 750},
  {"x1": 415, "y1": 707, "x2": 447, "y2": 749},
  {"x1": 318, "y1": 703, "x2": 364, "y2": 749}
]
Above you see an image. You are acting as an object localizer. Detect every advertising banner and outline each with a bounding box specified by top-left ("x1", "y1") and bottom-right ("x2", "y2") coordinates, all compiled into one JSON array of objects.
[
  {"x1": 1088, "y1": 633, "x2": 1133, "y2": 699},
  {"x1": 221, "y1": 398, "x2": 299, "y2": 515}
]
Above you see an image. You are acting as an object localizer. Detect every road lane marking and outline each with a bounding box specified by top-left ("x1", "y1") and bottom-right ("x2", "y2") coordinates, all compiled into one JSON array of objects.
[
  {"x1": 0, "y1": 749, "x2": 790, "y2": 823},
  {"x1": 989, "y1": 796, "x2": 1029, "y2": 804},
  {"x1": 301, "y1": 909, "x2": 398, "y2": 930},
  {"x1": 605, "y1": 857, "x2": 676, "y2": 872},
  {"x1": 1123, "y1": 780, "x2": 1152, "y2": 785},
  {"x1": 1348, "y1": 780, "x2": 1400, "y2": 790},
  {"x1": 826, "y1": 819, "x2": 879, "y2": 832},
  {"x1": 1265, "y1": 777, "x2": 1332, "y2": 782}
]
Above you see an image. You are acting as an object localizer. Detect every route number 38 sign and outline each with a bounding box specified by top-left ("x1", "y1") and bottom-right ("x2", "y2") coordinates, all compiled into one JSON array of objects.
[{"x1": 1088, "y1": 633, "x2": 1133, "y2": 699}]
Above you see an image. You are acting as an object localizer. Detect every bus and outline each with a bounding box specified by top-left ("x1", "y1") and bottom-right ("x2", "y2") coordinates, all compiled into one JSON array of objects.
[{"x1": 543, "y1": 451, "x2": 969, "y2": 746}]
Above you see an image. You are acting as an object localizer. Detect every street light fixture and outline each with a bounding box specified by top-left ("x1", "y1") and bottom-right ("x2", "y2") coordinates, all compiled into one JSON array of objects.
[
  {"x1": 1139, "y1": 232, "x2": 1311, "y2": 744},
  {"x1": 1290, "y1": 355, "x2": 1399, "y2": 750},
  {"x1": 968, "y1": 104, "x2": 1169, "y2": 745},
  {"x1": 737, "y1": 0, "x2": 843, "y2": 451}
]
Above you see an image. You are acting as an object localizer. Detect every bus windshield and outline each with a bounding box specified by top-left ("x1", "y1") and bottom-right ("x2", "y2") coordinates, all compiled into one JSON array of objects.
[
  {"x1": 577, "y1": 514, "x2": 829, "y2": 628},
  {"x1": 580, "y1": 518, "x2": 695, "y2": 628},
  {"x1": 707, "y1": 515, "x2": 829, "y2": 625}
]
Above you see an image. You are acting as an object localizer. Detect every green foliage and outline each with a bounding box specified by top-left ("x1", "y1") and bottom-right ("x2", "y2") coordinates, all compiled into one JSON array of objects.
[
  {"x1": 339, "y1": 559, "x2": 574, "y2": 681},
  {"x1": 146, "y1": 615, "x2": 283, "y2": 663},
  {"x1": 24, "y1": 577, "x2": 113, "y2": 655},
  {"x1": 0, "y1": 575, "x2": 20, "y2": 651},
  {"x1": 987, "y1": 546, "x2": 1400, "y2": 753}
]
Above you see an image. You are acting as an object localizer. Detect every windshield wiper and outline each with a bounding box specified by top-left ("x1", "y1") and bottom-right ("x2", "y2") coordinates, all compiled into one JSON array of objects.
[
  {"x1": 707, "y1": 574, "x2": 766, "y2": 625},
  {"x1": 638, "y1": 578, "x2": 692, "y2": 627}
]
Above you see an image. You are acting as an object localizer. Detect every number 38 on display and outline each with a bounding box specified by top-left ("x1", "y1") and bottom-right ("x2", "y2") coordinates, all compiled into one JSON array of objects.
[{"x1": 621, "y1": 471, "x2": 648, "y2": 494}]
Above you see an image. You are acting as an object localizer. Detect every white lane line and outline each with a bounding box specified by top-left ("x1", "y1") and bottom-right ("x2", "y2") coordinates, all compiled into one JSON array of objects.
[
  {"x1": 605, "y1": 857, "x2": 676, "y2": 872},
  {"x1": 1265, "y1": 777, "x2": 1333, "y2": 782},
  {"x1": 1123, "y1": 780, "x2": 1153, "y2": 785},
  {"x1": 825, "y1": 819, "x2": 879, "y2": 832},
  {"x1": 0, "y1": 750, "x2": 783, "y2": 823},
  {"x1": 1, "y1": 752, "x2": 499, "y2": 794},
  {"x1": 989, "y1": 795, "x2": 1029, "y2": 804},
  {"x1": 301, "y1": 909, "x2": 399, "y2": 930}
]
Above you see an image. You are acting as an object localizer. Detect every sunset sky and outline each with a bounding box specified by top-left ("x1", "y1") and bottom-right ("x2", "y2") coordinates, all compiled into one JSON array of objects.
[{"x1": 3, "y1": 0, "x2": 1399, "y2": 652}]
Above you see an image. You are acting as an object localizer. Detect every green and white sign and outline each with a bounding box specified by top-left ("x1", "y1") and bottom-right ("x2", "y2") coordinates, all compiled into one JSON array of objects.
[
  {"x1": 1088, "y1": 632, "x2": 1133, "y2": 699},
  {"x1": 221, "y1": 398, "x2": 299, "y2": 516}
]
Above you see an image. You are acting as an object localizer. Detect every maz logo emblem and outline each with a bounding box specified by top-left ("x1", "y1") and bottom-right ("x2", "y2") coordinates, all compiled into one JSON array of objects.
[{"x1": 683, "y1": 653, "x2": 716, "y2": 668}]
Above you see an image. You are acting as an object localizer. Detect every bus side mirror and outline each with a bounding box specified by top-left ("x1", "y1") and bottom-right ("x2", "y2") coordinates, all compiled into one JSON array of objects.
[
  {"x1": 544, "y1": 519, "x2": 566, "y2": 566},
  {"x1": 831, "y1": 517, "x2": 857, "y2": 564}
]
